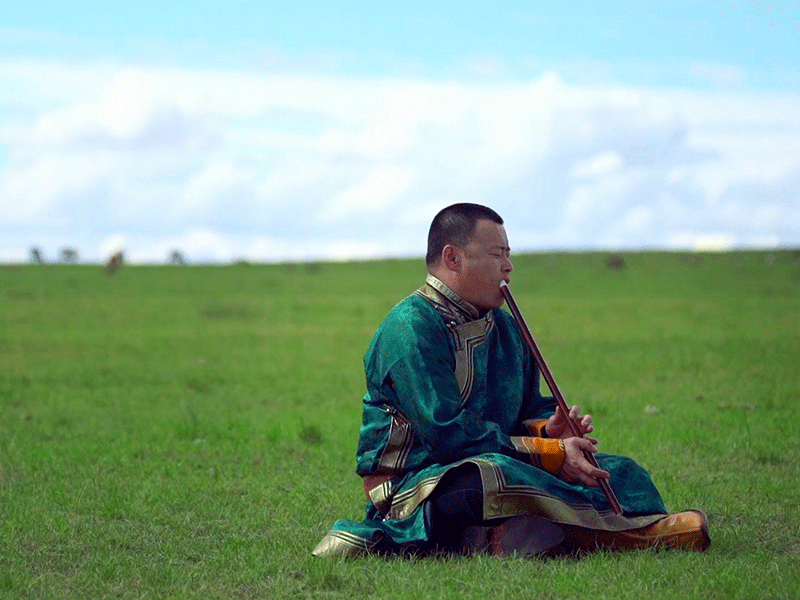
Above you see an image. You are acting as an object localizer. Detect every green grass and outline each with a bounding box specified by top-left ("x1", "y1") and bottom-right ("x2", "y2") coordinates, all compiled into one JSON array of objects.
[{"x1": 1, "y1": 250, "x2": 799, "y2": 599}]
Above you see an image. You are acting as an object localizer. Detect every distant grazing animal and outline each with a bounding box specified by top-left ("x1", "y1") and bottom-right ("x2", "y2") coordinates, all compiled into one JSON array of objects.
[
  {"x1": 60, "y1": 248, "x2": 79, "y2": 264},
  {"x1": 604, "y1": 253, "x2": 625, "y2": 270},
  {"x1": 30, "y1": 247, "x2": 44, "y2": 264},
  {"x1": 687, "y1": 253, "x2": 703, "y2": 266},
  {"x1": 105, "y1": 251, "x2": 124, "y2": 275},
  {"x1": 169, "y1": 250, "x2": 186, "y2": 265},
  {"x1": 304, "y1": 262, "x2": 323, "y2": 274}
]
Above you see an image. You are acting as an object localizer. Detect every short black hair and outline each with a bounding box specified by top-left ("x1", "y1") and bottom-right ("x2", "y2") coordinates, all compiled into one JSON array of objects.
[{"x1": 426, "y1": 203, "x2": 504, "y2": 267}]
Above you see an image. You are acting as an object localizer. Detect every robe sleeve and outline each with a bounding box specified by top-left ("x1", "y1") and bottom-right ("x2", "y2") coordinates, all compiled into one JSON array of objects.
[
  {"x1": 373, "y1": 305, "x2": 561, "y2": 471},
  {"x1": 509, "y1": 436, "x2": 565, "y2": 474},
  {"x1": 521, "y1": 418, "x2": 550, "y2": 437}
]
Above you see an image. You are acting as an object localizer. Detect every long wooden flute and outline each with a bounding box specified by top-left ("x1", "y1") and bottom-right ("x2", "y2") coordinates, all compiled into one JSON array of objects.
[{"x1": 500, "y1": 281, "x2": 623, "y2": 515}]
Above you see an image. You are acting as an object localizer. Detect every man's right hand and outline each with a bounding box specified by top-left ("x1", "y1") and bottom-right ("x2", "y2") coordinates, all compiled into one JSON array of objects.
[{"x1": 558, "y1": 437, "x2": 610, "y2": 487}]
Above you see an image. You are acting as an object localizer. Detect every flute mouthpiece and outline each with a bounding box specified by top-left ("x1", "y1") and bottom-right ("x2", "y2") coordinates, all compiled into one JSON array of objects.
[{"x1": 499, "y1": 281, "x2": 509, "y2": 290}]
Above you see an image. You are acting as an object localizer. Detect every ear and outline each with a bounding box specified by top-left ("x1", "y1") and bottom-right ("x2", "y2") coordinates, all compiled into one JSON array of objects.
[{"x1": 441, "y1": 244, "x2": 460, "y2": 271}]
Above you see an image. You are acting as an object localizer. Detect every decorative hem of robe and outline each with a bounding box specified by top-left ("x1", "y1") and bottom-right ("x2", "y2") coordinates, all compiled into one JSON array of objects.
[{"x1": 313, "y1": 452, "x2": 667, "y2": 557}]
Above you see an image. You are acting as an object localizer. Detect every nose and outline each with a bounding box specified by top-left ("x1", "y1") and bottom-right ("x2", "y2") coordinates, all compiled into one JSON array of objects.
[{"x1": 504, "y1": 254, "x2": 513, "y2": 273}]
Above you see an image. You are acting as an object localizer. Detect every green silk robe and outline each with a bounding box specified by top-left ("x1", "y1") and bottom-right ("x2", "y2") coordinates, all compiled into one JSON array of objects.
[{"x1": 313, "y1": 276, "x2": 667, "y2": 557}]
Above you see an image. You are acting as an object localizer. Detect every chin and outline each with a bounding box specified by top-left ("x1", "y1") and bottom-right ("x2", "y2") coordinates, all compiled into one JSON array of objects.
[{"x1": 483, "y1": 297, "x2": 505, "y2": 311}]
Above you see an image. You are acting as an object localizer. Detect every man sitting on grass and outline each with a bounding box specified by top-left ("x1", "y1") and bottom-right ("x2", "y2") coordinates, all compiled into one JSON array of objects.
[{"x1": 314, "y1": 203, "x2": 710, "y2": 557}]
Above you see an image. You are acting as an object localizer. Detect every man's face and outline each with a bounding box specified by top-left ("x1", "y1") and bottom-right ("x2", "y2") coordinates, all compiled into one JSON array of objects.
[{"x1": 455, "y1": 219, "x2": 513, "y2": 311}]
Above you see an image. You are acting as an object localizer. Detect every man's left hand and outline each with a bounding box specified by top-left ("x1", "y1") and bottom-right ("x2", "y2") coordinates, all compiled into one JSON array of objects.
[{"x1": 545, "y1": 405, "x2": 594, "y2": 439}]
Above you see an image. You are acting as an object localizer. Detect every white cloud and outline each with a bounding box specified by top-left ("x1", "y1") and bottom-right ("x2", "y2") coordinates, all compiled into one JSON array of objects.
[
  {"x1": 564, "y1": 170, "x2": 646, "y2": 223},
  {"x1": 320, "y1": 165, "x2": 414, "y2": 222},
  {"x1": 0, "y1": 246, "x2": 27, "y2": 263},
  {"x1": 666, "y1": 232, "x2": 736, "y2": 252},
  {"x1": 1, "y1": 58, "x2": 798, "y2": 263},
  {"x1": 130, "y1": 228, "x2": 238, "y2": 263},
  {"x1": 619, "y1": 206, "x2": 654, "y2": 233},
  {"x1": 688, "y1": 62, "x2": 746, "y2": 88},
  {"x1": 571, "y1": 151, "x2": 624, "y2": 179},
  {"x1": 88, "y1": 228, "x2": 389, "y2": 264},
  {"x1": 99, "y1": 233, "x2": 127, "y2": 259},
  {"x1": 175, "y1": 159, "x2": 256, "y2": 219}
]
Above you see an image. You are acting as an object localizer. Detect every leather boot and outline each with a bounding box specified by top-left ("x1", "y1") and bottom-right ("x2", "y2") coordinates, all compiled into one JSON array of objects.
[
  {"x1": 563, "y1": 510, "x2": 711, "y2": 552},
  {"x1": 462, "y1": 514, "x2": 565, "y2": 557}
]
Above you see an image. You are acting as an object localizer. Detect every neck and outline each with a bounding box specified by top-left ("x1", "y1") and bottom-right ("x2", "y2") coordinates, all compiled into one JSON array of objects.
[
  {"x1": 428, "y1": 266, "x2": 460, "y2": 297},
  {"x1": 425, "y1": 273, "x2": 483, "y2": 320}
]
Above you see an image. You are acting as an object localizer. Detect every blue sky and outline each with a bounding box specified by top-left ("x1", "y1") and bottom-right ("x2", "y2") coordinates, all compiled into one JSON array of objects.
[
  {"x1": 1, "y1": 1, "x2": 798, "y2": 262},
  {"x1": 4, "y1": 2, "x2": 797, "y2": 80}
]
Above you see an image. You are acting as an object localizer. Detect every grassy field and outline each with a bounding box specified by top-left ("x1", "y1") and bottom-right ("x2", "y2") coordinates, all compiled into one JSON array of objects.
[{"x1": 1, "y1": 250, "x2": 799, "y2": 599}]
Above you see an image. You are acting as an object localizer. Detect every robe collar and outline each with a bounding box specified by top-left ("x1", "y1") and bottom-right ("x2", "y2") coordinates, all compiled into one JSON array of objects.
[{"x1": 424, "y1": 274, "x2": 483, "y2": 322}]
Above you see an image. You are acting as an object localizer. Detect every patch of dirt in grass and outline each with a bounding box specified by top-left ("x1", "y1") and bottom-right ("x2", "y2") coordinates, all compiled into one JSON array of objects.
[
  {"x1": 0, "y1": 467, "x2": 25, "y2": 486},
  {"x1": 299, "y1": 424, "x2": 323, "y2": 445},
  {"x1": 6, "y1": 288, "x2": 36, "y2": 300}
]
